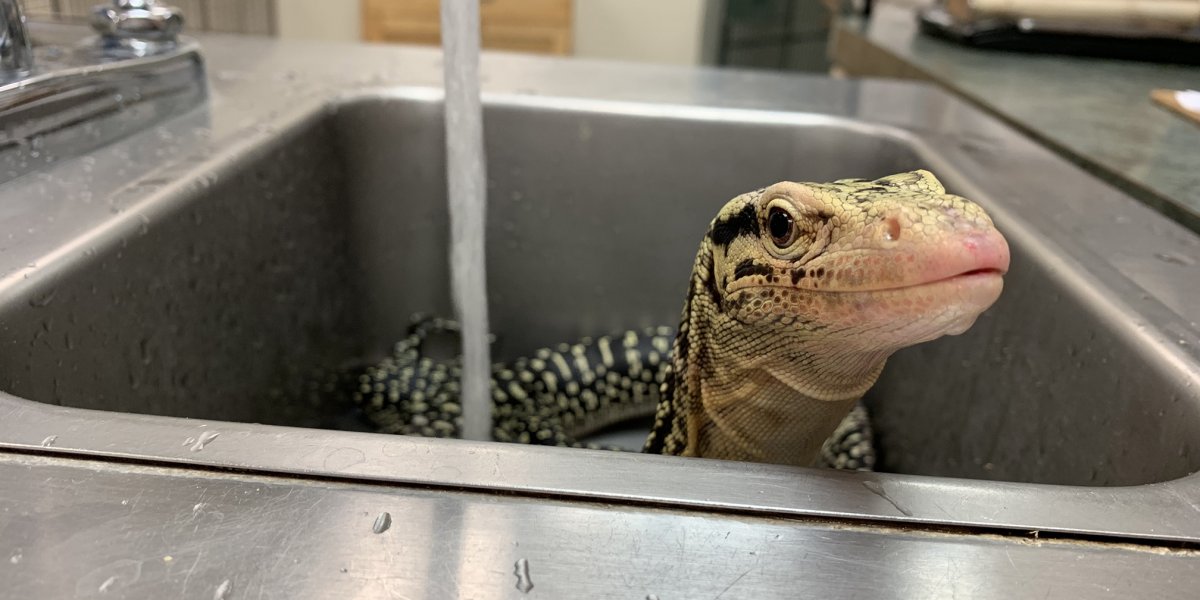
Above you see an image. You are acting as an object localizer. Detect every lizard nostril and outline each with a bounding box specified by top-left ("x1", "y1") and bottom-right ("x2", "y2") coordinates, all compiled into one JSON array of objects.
[{"x1": 883, "y1": 216, "x2": 902, "y2": 241}]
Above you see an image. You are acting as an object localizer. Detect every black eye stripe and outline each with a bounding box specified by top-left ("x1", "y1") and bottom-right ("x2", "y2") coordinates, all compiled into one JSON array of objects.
[
  {"x1": 733, "y1": 259, "x2": 772, "y2": 280},
  {"x1": 710, "y1": 203, "x2": 759, "y2": 247}
]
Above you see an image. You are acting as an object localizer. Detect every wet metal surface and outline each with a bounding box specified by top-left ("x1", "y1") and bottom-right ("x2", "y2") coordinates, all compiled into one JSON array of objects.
[{"x1": 2, "y1": 453, "x2": 1198, "y2": 599}]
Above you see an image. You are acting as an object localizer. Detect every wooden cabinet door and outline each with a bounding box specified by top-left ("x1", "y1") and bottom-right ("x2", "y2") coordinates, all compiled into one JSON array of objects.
[{"x1": 362, "y1": 0, "x2": 573, "y2": 55}]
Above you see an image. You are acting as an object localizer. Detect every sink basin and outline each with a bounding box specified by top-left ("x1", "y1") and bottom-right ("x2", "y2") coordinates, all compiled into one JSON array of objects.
[{"x1": 1, "y1": 43, "x2": 1198, "y2": 549}]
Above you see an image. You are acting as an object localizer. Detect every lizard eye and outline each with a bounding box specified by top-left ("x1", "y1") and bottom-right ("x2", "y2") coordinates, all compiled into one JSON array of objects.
[{"x1": 767, "y1": 206, "x2": 797, "y2": 248}]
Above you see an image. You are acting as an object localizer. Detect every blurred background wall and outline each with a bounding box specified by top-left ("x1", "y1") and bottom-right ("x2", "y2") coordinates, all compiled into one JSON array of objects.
[{"x1": 21, "y1": 1, "x2": 928, "y2": 72}]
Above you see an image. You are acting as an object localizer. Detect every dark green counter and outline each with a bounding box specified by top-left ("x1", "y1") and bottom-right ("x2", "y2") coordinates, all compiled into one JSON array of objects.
[{"x1": 831, "y1": 4, "x2": 1200, "y2": 232}]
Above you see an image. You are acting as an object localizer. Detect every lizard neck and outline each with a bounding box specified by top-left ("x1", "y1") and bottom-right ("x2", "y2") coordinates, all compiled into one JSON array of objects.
[
  {"x1": 686, "y1": 319, "x2": 888, "y2": 466},
  {"x1": 643, "y1": 237, "x2": 889, "y2": 466}
]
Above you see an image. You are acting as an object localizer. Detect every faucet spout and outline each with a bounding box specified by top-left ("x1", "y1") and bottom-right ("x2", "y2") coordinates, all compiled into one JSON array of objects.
[{"x1": 0, "y1": 0, "x2": 33, "y2": 80}]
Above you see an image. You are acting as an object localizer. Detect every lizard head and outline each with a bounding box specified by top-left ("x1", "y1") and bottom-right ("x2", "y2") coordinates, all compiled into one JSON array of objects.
[
  {"x1": 707, "y1": 169, "x2": 1009, "y2": 355},
  {"x1": 652, "y1": 170, "x2": 1009, "y2": 463}
]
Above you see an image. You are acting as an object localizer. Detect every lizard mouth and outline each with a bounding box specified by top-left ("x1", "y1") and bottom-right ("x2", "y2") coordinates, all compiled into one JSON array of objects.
[
  {"x1": 729, "y1": 230, "x2": 1011, "y2": 296},
  {"x1": 959, "y1": 268, "x2": 1002, "y2": 277},
  {"x1": 872, "y1": 231, "x2": 1010, "y2": 293},
  {"x1": 861, "y1": 265, "x2": 1006, "y2": 294}
]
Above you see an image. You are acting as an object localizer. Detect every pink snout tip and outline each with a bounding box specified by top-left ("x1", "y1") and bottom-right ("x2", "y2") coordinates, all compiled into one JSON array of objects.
[{"x1": 960, "y1": 229, "x2": 1011, "y2": 277}]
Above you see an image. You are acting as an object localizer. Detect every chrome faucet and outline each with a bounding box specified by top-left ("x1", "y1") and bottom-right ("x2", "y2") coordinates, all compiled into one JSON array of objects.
[
  {"x1": 92, "y1": 0, "x2": 185, "y2": 56},
  {"x1": 0, "y1": 0, "x2": 202, "y2": 184},
  {"x1": 0, "y1": 0, "x2": 33, "y2": 80},
  {"x1": 0, "y1": 0, "x2": 187, "y2": 82}
]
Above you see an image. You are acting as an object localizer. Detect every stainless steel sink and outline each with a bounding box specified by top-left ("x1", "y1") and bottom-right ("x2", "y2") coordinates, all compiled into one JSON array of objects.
[{"x1": 1, "y1": 33, "x2": 1199, "y2": 597}]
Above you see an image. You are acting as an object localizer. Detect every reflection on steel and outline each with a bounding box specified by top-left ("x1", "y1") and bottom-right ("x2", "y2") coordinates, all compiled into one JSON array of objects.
[
  {"x1": 0, "y1": 18, "x2": 204, "y2": 184},
  {"x1": 3, "y1": 453, "x2": 1199, "y2": 598}
]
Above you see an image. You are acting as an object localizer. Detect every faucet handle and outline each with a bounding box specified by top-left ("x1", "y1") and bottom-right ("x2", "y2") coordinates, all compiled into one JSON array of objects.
[{"x1": 92, "y1": 0, "x2": 184, "y2": 44}]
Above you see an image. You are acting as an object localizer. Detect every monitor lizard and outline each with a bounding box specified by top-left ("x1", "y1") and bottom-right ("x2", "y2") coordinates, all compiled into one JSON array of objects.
[{"x1": 335, "y1": 170, "x2": 1009, "y2": 469}]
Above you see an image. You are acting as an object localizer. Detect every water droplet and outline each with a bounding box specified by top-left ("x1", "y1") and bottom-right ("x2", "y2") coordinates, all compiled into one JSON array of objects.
[
  {"x1": 213, "y1": 579, "x2": 233, "y2": 600},
  {"x1": 1154, "y1": 252, "x2": 1196, "y2": 266},
  {"x1": 27, "y1": 289, "x2": 56, "y2": 307},
  {"x1": 40, "y1": 435, "x2": 57, "y2": 447},
  {"x1": 513, "y1": 558, "x2": 534, "y2": 593},
  {"x1": 190, "y1": 431, "x2": 219, "y2": 452},
  {"x1": 99, "y1": 575, "x2": 118, "y2": 593},
  {"x1": 9, "y1": 552, "x2": 21, "y2": 565},
  {"x1": 372, "y1": 512, "x2": 392, "y2": 534}
]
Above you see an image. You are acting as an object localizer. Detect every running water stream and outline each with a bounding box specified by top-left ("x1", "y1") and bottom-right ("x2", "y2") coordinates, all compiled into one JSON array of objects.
[{"x1": 440, "y1": 1, "x2": 491, "y2": 441}]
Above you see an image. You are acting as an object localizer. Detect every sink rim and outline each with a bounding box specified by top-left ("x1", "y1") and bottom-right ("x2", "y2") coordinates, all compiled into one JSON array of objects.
[
  {"x1": 3, "y1": 389, "x2": 1199, "y2": 544},
  {"x1": 0, "y1": 76, "x2": 1198, "y2": 543}
]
